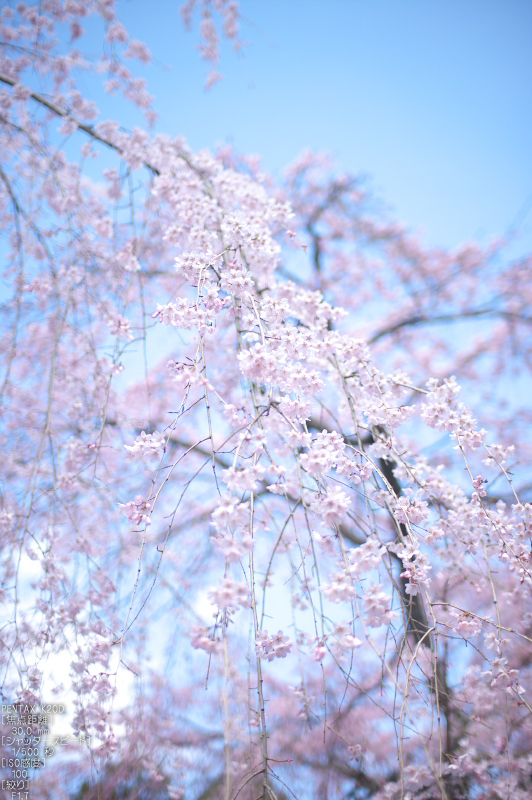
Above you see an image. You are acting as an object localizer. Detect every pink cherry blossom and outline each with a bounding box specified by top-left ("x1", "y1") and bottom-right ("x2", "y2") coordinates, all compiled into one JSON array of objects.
[{"x1": 1, "y1": 5, "x2": 531, "y2": 798}]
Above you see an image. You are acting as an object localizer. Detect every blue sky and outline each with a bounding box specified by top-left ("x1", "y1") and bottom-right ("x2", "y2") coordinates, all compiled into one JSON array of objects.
[{"x1": 109, "y1": 0, "x2": 532, "y2": 257}]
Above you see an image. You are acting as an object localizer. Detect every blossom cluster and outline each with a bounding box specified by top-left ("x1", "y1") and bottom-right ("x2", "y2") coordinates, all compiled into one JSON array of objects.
[
  {"x1": 208, "y1": 577, "x2": 250, "y2": 611},
  {"x1": 119, "y1": 495, "x2": 152, "y2": 527},
  {"x1": 124, "y1": 431, "x2": 165, "y2": 459},
  {"x1": 421, "y1": 376, "x2": 487, "y2": 450},
  {"x1": 255, "y1": 630, "x2": 293, "y2": 661}
]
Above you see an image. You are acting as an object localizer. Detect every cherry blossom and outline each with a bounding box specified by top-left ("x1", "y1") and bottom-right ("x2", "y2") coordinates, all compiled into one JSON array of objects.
[
  {"x1": 124, "y1": 430, "x2": 165, "y2": 459},
  {"x1": 0, "y1": 3, "x2": 531, "y2": 798},
  {"x1": 119, "y1": 495, "x2": 152, "y2": 526},
  {"x1": 208, "y1": 577, "x2": 250, "y2": 610},
  {"x1": 255, "y1": 630, "x2": 293, "y2": 661}
]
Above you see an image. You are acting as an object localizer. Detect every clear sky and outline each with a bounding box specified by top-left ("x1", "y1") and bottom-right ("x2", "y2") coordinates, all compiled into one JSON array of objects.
[{"x1": 109, "y1": 0, "x2": 532, "y2": 258}]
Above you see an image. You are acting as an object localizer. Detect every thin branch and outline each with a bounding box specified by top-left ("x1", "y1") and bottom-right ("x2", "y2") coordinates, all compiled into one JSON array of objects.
[{"x1": 369, "y1": 308, "x2": 531, "y2": 344}]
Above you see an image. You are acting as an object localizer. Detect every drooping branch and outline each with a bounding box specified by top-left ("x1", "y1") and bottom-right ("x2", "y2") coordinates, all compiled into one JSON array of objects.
[
  {"x1": 306, "y1": 416, "x2": 433, "y2": 648},
  {"x1": 0, "y1": 71, "x2": 161, "y2": 172}
]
